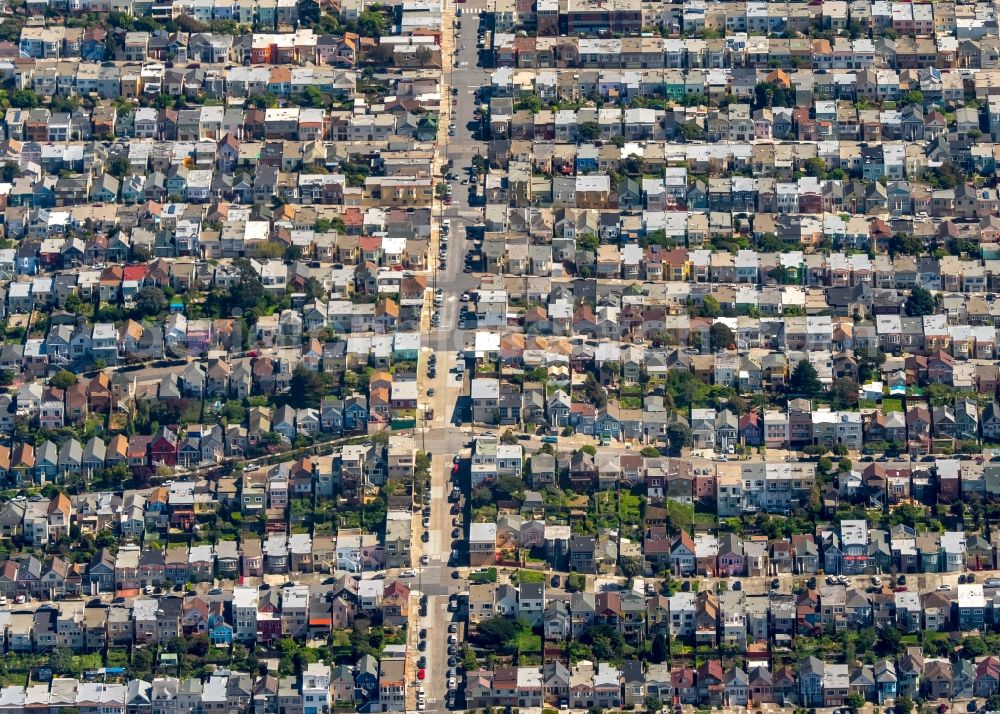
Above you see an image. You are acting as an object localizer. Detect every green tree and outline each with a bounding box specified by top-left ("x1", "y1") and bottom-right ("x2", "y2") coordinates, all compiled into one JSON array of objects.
[
  {"x1": 887, "y1": 233, "x2": 923, "y2": 256},
  {"x1": 10, "y1": 89, "x2": 41, "y2": 108},
  {"x1": 566, "y1": 572, "x2": 586, "y2": 592},
  {"x1": 620, "y1": 556, "x2": 643, "y2": 578},
  {"x1": 289, "y1": 365, "x2": 326, "y2": 409},
  {"x1": 904, "y1": 286, "x2": 935, "y2": 317},
  {"x1": 47, "y1": 647, "x2": 75, "y2": 675},
  {"x1": 961, "y1": 635, "x2": 987, "y2": 657},
  {"x1": 895, "y1": 695, "x2": 914, "y2": 714},
  {"x1": 577, "y1": 232, "x2": 599, "y2": 253},
  {"x1": 135, "y1": 286, "x2": 168, "y2": 318},
  {"x1": 755, "y1": 232, "x2": 785, "y2": 252},
  {"x1": 231, "y1": 258, "x2": 264, "y2": 310},
  {"x1": 789, "y1": 360, "x2": 822, "y2": 395},
  {"x1": 804, "y1": 157, "x2": 827, "y2": 178},
  {"x1": 107, "y1": 157, "x2": 129, "y2": 178},
  {"x1": 830, "y1": 377, "x2": 859, "y2": 409},
  {"x1": 49, "y1": 370, "x2": 78, "y2": 390},
  {"x1": 475, "y1": 616, "x2": 517, "y2": 650},
  {"x1": 651, "y1": 633, "x2": 669, "y2": 663},
  {"x1": 578, "y1": 121, "x2": 601, "y2": 142},
  {"x1": 679, "y1": 122, "x2": 704, "y2": 140},
  {"x1": 515, "y1": 95, "x2": 542, "y2": 113},
  {"x1": 701, "y1": 295, "x2": 722, "y2": 318},
  {"x1": 666, "y1": 421, "x2": 692, "y2": 457},
  {"x1": 709, "y1": 321, "x2": 735, "y2": 352},
  {"x1": 358, "y1": 9, "x2": 387, "y2": 36}
]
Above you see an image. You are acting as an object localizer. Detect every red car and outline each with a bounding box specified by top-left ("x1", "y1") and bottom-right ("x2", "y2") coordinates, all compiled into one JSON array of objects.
[
  {"x1": 452, "y1": 463, "x2": 459, "y2": 474},
  {"x1": 417, "y1": 669, "x2": 426, "y2": 680}
]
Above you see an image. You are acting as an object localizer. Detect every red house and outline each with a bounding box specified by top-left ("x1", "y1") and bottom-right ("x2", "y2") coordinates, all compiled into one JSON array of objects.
[
  {"x1": 150, "y1": 427, "x2": 178, "y2": 467},
  {"x1": 257, "y1": 587, "x2": 282, "y2": 642}
]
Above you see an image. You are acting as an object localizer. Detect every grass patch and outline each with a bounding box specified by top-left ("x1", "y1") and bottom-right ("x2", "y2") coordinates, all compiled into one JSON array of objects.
[
  {"x1": 693, "y1": 512, "x2": 716, "y2": 530},
  {"x1": 515, "y1": 569, "x2": 545, "y2": 584},
  {"x1": 619, "y1": 492, "x2": 642, "y2": 524},
  {"x1": 883, "y1": 398, "x2": 903, "y2": 412},
  {"x1": 515, "y1": 629, "x2": 542, "y2": 655},
  {"x1": 73, "y1": 653, "x2": 103, "y2": 672},
  {"x1": 469, "y1": 567, "x2": 498, "y2": 584}
]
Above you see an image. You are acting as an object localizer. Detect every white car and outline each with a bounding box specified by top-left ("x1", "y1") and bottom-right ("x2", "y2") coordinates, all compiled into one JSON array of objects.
[
  {"x1": 448, "y1": 677, "x2": 456, "y2": 689},
  {"x1": 937, "y1": 584, "x2": 952, "y2": 591},
  {"x1": 448, "y1": 634, "x2": 457, "y2": 644},
  {"x1": 421, "y1": 554, "x2": 430, "y2": 565},
  {"x1": 401, "y1": 570, "x2": 417, "y2": 578}
]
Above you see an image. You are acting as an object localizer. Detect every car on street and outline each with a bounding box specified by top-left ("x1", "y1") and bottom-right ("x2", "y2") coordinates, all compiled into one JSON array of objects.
[
  {"x1": 448, "y1": 623, "x2": 458, "y2": 633},
  {"x1": 448, "y1": 657, "x2": 458, "y2": 667},
  {"x1": 418, "y1": 639, "x2": 427, "y2": 651},
  {"x1": 448, "y1": 645, "x2": 457, "y2": 655},
  {"x1": 401, "y1": 570, "x2": 416, "y2": 577},
  {"x1": 417, "y1": 669, "x2": 426, "y2": 680},
  {"x1": 417, "y1": 657, "x2": 426, "y2": 668},
  {"x1": 420, "y1": 629, "x2": 427, "y2": 639},
  {"x1": 420, "y1": 554, "x2": 430, "y2": 565},
  {"x1": 427, "y1": 388, "x2": 435, "y2": 396},
  {"x1": 452, "y1": 528, "x2": 461, "y2": 538}
]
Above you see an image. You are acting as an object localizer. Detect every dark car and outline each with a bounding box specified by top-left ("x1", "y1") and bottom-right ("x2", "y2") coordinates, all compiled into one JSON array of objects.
[
  {"x1": 771, "y1": 578, "x2": 780, "y2": 590},
  {"x1": 419, "y1": 629, "x2": 427, "y2": 639},
  {"x1": 452, "y1": 570, "x2": 461, "y2": 579},
  {"x1": 417, "y1": 656, "x2": 427, "y2": 668},
  {"x1": 551, "y1": 575, "x2": 561, "y2": 587},
  {"x1": 418, "y1": 640, "x2": 427, "y2": 651},
  {"x1": 452, "y1": 528, "x2": 460, "y2": 538},
  {"x1": 422, "y1": 531, "x2": 430, "y2": 542},
  {"x1": 448, "y1": 656, "x2": 458, "y2": 667}
]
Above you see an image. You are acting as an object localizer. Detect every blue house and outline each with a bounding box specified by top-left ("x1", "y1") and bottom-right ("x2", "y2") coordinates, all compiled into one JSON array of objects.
[
  {"x1": 208, "y1": 614, "x2": 233, "y2": 646},
  {"x1": 875, "y1": 660, "x2": 897, "y2": 704},
  {"x1": 575, "y1": 144, "x2": 599, "y2": 173},
  {"x1": 354, "y1": 654, "x2": 378, "y2": 702}
]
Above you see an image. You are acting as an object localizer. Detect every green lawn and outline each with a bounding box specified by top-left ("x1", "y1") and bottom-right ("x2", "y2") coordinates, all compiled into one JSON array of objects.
[
  {"x1": 73, "y1": 654, "x2": 103, "y2": 672},
  {"x1": 516, "y1": 629, "x2": 542, "y2": 655},
  {"x1": 515, "y1": 569, "x2": 545, "y2": 584},
  {"x1": 883, "y1": 398, "x2": 903, "y2": 412},
  {"x1": 619, "y1": 493, "x2": 642, "y2": 525},
  {"x1": 469, "y1": 567, "x2": 498, "y2": 584}
]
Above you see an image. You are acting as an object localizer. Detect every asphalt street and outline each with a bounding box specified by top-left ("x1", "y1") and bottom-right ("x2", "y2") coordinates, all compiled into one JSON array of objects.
[{"x1": 406, "y1": 2, "x2": 492, "y2": 710}]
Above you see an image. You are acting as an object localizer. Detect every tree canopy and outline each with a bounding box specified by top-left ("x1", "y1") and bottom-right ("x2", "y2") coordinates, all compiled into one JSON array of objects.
[{"x1": 789, "y1": 360, "x2": 822, "y2": 396}]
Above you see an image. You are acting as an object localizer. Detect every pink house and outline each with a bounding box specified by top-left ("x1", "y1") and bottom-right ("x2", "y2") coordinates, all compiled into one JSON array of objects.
[{"x1": 717, "y1": 533, "x2": 746, "y2": 577}]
